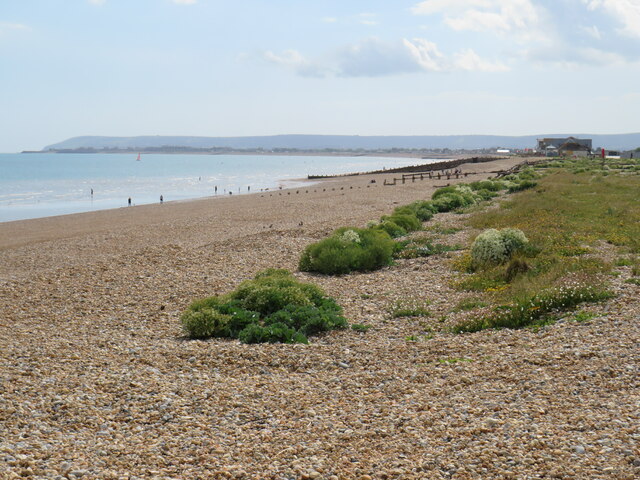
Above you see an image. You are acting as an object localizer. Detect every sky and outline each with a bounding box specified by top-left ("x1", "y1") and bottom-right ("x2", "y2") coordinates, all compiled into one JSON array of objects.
[{"x1": 1, "y1": 0, "x2": 640, "y2": 152}]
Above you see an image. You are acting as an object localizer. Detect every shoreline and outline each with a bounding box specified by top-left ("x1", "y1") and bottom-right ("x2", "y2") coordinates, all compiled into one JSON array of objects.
[
  {"x1": 0, "y1": 155, "x2": 490, "y2": 225},
  {"x1": 0, "y1": 156, "x2": 521, "y2": 251}
]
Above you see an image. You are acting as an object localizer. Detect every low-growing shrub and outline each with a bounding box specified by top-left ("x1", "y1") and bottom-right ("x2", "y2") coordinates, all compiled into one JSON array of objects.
[
  {"x1": 394, "y1": 201, "x2": 437, "y2": 222},
  {"x1": 471, "y1": 228, "x2": 529, "y2": 267},
  {"x1": 469, "y1": 180, "x2": 505, "y2": 192},
  {"x1": 431, "y1": 184, "x2": 484, "y2": 212},
  {"x1": 299, "y1": 227, "x2": 395, "y2": 274},
  {"x1": 382, "y1": 213, "x2": 422, "y2": 233},
  {"x1": 432, "y1": 193, "x2": 467, "y2": 212},
  {"x1": 507, "y1": 179, "x2": 538, "y2": 193},
  {"x1": 181, "y1": 269, "x2": 348, "y2": 343}
]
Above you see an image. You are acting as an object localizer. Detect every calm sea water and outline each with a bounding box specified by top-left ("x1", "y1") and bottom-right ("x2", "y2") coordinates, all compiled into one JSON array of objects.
[{"x1": 0, "y1": 153, "x2": 435, "y2": 222}]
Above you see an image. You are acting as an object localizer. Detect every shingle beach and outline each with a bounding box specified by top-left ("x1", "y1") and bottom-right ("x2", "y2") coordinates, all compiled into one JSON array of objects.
[{"x1": 1, "y1": 157, "x2": 638, "y2": 479}]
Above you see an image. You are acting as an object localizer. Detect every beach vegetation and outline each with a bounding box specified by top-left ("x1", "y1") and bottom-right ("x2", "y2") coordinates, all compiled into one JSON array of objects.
[
  {"x1": 351, "y1": 323, "x2": 372, "y2": 332},
  {"x1": 451, "y1": 283, "x2": 613, "y2": 333},
  {"x1": 470, "y1": 228, "x2": 529, "y2": 267},
  {"x1": 450, "y1": 159, "x2": 640, "y2": 333},
  {"x1": 395, "y1": 235, "x2": 461, "y2": 259},
  {"x1": 181, "y1": 269, "x2": 348, "y2": 343},
  {"x1": 388, "y1": 298, "x2": 431, "y2": 318},
  {"x1": 452, "y1": 297, "x2": 488, "y2": 312},
  {"x1": 299, "y1": 226, "x2": 396, "y2": 275}
]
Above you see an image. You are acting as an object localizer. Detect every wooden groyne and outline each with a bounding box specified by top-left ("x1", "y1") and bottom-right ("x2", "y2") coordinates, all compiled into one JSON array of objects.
[{"x1": 307, "y1": 156, "x2": 505, "y2": 179}]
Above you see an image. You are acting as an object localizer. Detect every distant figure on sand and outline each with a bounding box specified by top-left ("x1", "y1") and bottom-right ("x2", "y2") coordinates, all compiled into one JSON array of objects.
[
  {"x1": 128, "y1": 197, "x2": 131, "y2": 206},
  {"x1": 90, "y1": 188, "x2": 93, "y2": 197},
  {"x1": 160, "y1": 195, "x2": 163, "y2": 204},
  {"x1": 215, "y1": 186, "x2": 218, "y2": 195}
]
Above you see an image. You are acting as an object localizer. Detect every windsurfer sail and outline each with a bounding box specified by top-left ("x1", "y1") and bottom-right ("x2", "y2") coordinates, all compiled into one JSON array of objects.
[{"x1": 136, "y1": 153, "x2": 141, "y2": 161}]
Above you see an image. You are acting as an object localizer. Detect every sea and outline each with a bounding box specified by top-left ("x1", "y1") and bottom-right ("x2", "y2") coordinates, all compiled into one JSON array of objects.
[{"x1": 0, "y1": 153, "x2": 438, "y2": 223}]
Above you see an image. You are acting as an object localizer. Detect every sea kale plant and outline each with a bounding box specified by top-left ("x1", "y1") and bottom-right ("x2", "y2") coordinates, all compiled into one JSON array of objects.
[
  {"x1": 181, "y1": 269, "x2": 348, "y2": 343},
  {"x1": 471, "y1": 228, "x2": 529, "y2": 267}
]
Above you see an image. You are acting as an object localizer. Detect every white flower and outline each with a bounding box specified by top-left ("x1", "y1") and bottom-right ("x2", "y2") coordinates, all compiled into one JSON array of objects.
[{"x1": 340, "y1": 229, "x2": 361, "y2": 244}]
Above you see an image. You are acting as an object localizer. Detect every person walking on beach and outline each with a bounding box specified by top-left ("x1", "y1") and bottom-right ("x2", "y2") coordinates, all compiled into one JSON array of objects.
[
  {"x1": 128, "y1": 197, "x2": 131, "y2": 206},
  {"x1": 160, "y1": 195, "x2": 163, "y2": 204},
  {"x1": 215, "y1": 186, "x2": 218, "y2": 195}
]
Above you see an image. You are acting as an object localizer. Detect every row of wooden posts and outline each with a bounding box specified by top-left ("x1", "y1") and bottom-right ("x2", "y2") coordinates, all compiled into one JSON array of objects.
[{"x1": 383, "y1": 170, "x2": 475, "y2": 186}]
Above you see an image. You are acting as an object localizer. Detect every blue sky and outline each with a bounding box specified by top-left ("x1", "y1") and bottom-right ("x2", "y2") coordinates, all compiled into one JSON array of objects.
[{"x1": 1, "y1": 0, "x2": 639, "y2": 152}]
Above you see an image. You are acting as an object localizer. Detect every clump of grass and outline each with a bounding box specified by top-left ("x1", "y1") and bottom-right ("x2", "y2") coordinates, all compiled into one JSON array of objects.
[
  {"x1": 614, "y1": 257, "x2": 634, "y2": 267},
  {"x1": 396, "y1": 235, "x2": 462, "y2": 259},
  {"x1": 451, "y1": 283, "x2": 613, "y2": 333},
  {"x1": 452, "y1": 297, "x2": 488, "y2": 312},
  {"x1": 351, "y1": 323, "x2": 372, "y2": 332},
  {"x1": 181, "y1": 269, "x2": 348, "y2": 343},
  {"x1": 571, "y1": 310, "x2": 597, "y2": 322},
  {"x1": 388, "y1": 298, "x2": 431, "y2": 318},
  {"x1": 427, "y1": 224, "x2": 463, "y2": 235},
  {"x1": 438, "y1": 357, "x2": 473, "y2": 364}
]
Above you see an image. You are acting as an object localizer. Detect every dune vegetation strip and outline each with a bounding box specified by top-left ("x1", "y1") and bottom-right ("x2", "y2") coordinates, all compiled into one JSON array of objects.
[
  {"x1": 298, "y1": 168, "x2": 539, "y2": 276},
  {"x1": 450, "y1": 156, "x2": 640, "y2": 333}
]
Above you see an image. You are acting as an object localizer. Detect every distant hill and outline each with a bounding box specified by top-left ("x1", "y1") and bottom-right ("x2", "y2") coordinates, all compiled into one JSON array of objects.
[{"x1": 43, "y1": 133, "x2": 640, "y2": 151}]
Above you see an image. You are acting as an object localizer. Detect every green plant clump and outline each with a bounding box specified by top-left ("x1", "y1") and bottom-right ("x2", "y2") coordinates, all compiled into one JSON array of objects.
[
  {"x1": 181, "y1": 269, "x2": 348, "y2": 343},
  {"x1": 299, "y1": 227, "x2": 396, "y2": 275},
  {"x1": 431, "y1": 184, "x2": 485, "y2": 213},
  {"x1": 471, "y1": 228, "x2": 529, "y2": 267}
]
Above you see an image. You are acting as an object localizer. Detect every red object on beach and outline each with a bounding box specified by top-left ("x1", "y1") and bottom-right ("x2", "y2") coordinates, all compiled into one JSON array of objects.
[
  {"x1": 136, "y1": 153, "x2": 141, "y2": 161},
  {"x1": 601, "y1": 148, "x2": 605, "y2": 159}
]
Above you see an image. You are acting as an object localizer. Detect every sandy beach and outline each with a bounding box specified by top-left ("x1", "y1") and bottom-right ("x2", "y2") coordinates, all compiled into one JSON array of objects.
[{"x1": 1, "y1": 156, "x2": 638, "y2": 479}]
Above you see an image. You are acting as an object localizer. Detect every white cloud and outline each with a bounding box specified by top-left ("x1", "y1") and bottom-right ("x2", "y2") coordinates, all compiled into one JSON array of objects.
[
  {"x1": 322, "y1": 17, "x2": 338, "y2": 23},
  {"x1": 263, "y1": 50, "x2": 326, "y2": 77},
  {"x1": 357, "y1": 13, "x2": 379, "y2": 26},
  {"x1": 0, "y1": 22, "x2": 29, "y2": 31},
  {"x1": 0, "y1": 22, "x2": 31, "y2": 35},
  {"x1": 334, "y1": 38, "x2": 435, "y2": 76},
  {"x1": 88, "y1": 0, "x2": 106, "y2": 5},
  {"x1": 584, "y1": 0, "x2": 640, "y2": 39},
  {"x1": 453, "y1": 48, "x2": 509, "y2": 71},
  {"x1": 412, "y1": 0, "x2": 542, "y2": 37},
  {"x1": 403, "y1": 38, "x2": 446, "y2": 72},
  {"x1": 265, "y1": 38, "x2": 509, "y2": 78},
  {"x1": 172, "y1": 0, "x2": 197, "y2": 5},
  {"x1": 526, "y1": 45, "x2": 627, "y2": 68},
  {"x1": 580, "y1": 25, "x2": 602, "y2": 40}
]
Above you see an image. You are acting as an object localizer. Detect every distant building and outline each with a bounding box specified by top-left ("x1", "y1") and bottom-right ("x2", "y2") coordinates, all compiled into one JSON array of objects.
[
  {"x1": 537, "y1": 137, "x2": 592, "y2": 156},
  {"x1": 621, "y1": 150, "x2": 639, "y2": 159},
  {"x1": 558, "y1": 140, "x2": 591, "y2": 157}
]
